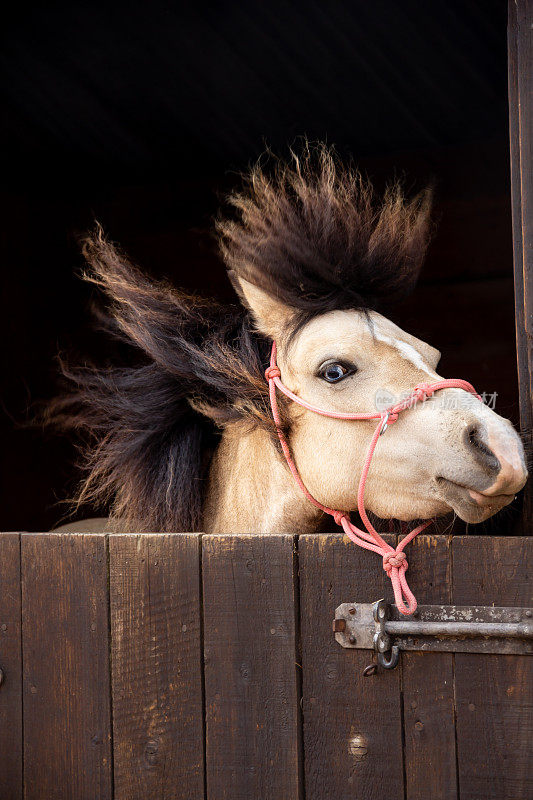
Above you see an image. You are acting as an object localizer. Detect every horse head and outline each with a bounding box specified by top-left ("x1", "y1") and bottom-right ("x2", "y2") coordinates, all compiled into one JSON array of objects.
[{"x1": 220, "y1": 145, "x2": 527, "y2": 525}]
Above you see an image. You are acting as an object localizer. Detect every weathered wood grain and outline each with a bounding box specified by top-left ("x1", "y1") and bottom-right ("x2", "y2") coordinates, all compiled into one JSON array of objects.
[
  {"x1": 21, "y1": 533, "x2": 112, "y2": 799},
  {"x1": 109, "y1": 533, "x2": 204, "y2": 800},
  {"x1": 202, "y1": 534, "x2": 301, "y2": 800},
  {"x1": 5, "y1": 530, "x2": 531, "y2": 800},
  {"x1": 299, "y1": 533, "x2": 403, "y2": 800},
  {"x1": 401, "y1": 534, "x2": 457, "y2": 800},
  {"x1": 453, "y1": 536, "x2": 533, "y2": 800},
  {"x1": 0, "y1": 533, "x2": 23, "y2": 798}
]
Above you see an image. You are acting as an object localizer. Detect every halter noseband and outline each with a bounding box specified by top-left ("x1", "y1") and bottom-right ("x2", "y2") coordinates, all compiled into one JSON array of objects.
[{"x1": 265, "y1": 341, "x2": 481, "y2": 614}]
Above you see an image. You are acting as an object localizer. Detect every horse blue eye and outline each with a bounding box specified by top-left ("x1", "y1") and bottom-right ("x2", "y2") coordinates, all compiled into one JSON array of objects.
[{"x1": 321, "y1": 363, "x2": 351, "y2": 383}]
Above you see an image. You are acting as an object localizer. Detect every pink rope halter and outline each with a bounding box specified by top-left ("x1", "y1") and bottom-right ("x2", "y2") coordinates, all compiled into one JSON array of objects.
[{"x1": 265, "y1": 341, "x2": 481, "y2": 614}]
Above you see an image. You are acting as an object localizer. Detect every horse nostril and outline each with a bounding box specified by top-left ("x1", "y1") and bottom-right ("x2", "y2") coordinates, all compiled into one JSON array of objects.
[{"x1": 464, "y1": 424, "x2": 500, "y2": 475}]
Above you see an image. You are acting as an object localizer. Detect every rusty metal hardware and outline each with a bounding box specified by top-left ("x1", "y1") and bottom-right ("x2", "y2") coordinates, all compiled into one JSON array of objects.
[{"x1": 333, "y1": 600, "x2": 533, "y2": 670}]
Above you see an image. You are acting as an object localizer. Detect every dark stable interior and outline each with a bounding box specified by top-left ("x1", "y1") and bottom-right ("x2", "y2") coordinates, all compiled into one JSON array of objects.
[{"x1": 0, "y1": 1, "x2": 521, "y2": 533}]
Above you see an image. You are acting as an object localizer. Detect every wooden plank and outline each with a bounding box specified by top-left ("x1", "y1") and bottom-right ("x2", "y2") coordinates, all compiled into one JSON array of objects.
[
  {"x1": 299, "y1": 533, "x2": 403, "y2": 800},
  {"x1": 202, "y1": 534, "x2": 301, "y2": 800},
  {"x1": 109, "y1": 533, "x2": 204, "y2": 800},
  {"x1": 0, "y1": 533, "x2": 22, "y2": 798},
  {"x1": 21, "y1": 533, "x2": 112, "y2": 799},
  {"x1": 508, "y1": 0, "x2": 533, "y2": 527},
  {"x1": 453, "y1": 536, "x2": 533, "y2": 800},
  {"x1": 401, "y1": 534, "x2": 457, "y2": 800}
]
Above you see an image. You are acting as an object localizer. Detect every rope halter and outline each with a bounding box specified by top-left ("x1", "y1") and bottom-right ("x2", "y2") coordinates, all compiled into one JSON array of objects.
[{"x1": 265, "y1": 341, "x2": 481, "y2": 615}]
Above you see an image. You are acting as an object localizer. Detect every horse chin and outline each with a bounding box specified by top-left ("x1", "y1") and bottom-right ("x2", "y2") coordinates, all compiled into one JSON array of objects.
[
  {"x1": 363, "y1": 494, "x2": 450, "y2": 524},
  {"x1": 433, "y1": 478, "x2": 515, "y2": 524},
  {"x1": 363, "y1": 482, "x2": 513, "y2": 526}
]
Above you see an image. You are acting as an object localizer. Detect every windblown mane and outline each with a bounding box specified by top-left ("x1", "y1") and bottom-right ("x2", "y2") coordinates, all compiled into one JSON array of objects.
[
  {"x1": 50, "y1": 145, "x2": 433, "y2": 532},
  {"x1": 49, "y1": 231, "x2": 271, "y2": 532},
  {"x1": 218, "y1": 144, "x2": 433, "y2": 319}
]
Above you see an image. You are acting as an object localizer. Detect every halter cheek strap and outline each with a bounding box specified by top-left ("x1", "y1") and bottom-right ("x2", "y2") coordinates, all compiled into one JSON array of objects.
[{"x1": 265, "y1": 341, "x2": 481, "y2": 615}]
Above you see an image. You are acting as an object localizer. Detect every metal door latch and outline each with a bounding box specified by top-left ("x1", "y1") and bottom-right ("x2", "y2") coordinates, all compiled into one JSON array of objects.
[{"x1": 333, "y1": 599, "x2": 533, "y2": 670}]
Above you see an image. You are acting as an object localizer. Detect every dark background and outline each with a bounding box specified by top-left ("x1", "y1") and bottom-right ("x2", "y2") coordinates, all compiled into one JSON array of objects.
[{"x1": 0, "y1": 1, "x2": 520, "y2": 531}]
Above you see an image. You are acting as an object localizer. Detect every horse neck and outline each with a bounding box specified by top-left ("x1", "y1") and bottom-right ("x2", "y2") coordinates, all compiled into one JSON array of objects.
[{"x1": 203, "y1": 420, "x2": 322, "y2": 533}]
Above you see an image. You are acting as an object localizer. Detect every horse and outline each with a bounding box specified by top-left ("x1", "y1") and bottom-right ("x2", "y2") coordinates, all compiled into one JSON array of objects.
[{"x1": 52, "y1": 145, "x2": 527, "y2": 554}]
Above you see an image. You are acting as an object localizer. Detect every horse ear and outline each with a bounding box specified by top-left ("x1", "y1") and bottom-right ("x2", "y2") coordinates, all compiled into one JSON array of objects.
[{"x1": 229, "y1": 273, "x2": 295, "y2": 340}]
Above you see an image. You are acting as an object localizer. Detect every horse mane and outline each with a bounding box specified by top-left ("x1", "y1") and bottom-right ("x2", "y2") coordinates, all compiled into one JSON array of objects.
[
  {"x1": 218, "y1": 143, "x2": 433, "y2": 321},
  {"x1": 49, "y1": 144, "x2": 433, "y2": 532},
  {"x1": 49, "y1": 230, "x2": 272, "y2": 532}
]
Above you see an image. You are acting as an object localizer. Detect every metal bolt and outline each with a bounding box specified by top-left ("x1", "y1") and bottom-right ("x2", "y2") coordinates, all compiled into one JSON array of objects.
[
  {"x1": 348, "y1": 634, "x2": 356, "y2": 644},
  {"x1": 414, "y1": 721, "x2": 424, "y2": 731},
  {"x1": 348, "y1": 733, "x2": 368, "y2": 760},
  {"x1": 375, "y1": 633, "x2": 390, "y2": 652},
  {"x1": 349, "y1": 607, "x2": 356, "y2": 615},
  {"x1": 524, "y1": 610, "x2": 532, "y2": 618},
  {"x1": 144, "y1": 738, "x2": 160, "y2": 766}
]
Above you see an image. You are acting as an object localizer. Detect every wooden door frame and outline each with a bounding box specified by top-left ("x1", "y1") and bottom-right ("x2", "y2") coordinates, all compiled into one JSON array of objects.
[{"x1": 508, "y1": 0, "x2": 532, "y2": 527}]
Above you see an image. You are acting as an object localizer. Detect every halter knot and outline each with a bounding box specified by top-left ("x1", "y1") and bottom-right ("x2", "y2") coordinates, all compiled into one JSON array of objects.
[
  {"x1": 383, "y1": 550, "x2": 408, "y2": 573},
  {"x1": 265, "y1": 366, "x2": 281, "y2": 381},
  {"x1": 333, "y1": 511, "x2": 347, "y2": 526},
  {"x1": 412, "y1": 383, "x2": 436, "y2": 402}
]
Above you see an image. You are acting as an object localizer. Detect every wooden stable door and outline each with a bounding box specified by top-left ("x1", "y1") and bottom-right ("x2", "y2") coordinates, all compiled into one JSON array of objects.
[{"x1": 0, "y1": 532, "x2": 531, "y2": 800}]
